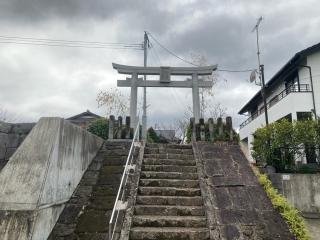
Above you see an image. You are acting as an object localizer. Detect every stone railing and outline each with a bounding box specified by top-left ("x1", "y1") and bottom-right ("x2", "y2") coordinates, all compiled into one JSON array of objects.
[
  {"x1": 190, "y1": 116, "x2": 236, "y2": 142},
  {"x1": 108, "y1": 115, "x2": 136, "y2": 140},
  {"x1": 0, "y1": 121, "x2": 35, "y2": 170}
]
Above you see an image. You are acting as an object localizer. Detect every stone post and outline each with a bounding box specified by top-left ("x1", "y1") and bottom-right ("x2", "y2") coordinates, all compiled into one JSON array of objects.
[
  {"x1": 217, "y1": 117, "x2": 223, "y2": 139},
  {"x1": 199, "y1": 118, "x2": 205, "y2": 141},
  {"x1": 125, "y1": 116, "x2": 131, "y2": 139},
  {"x1": 108, "y1": 115, "x2": 115, "y2": 140},
  {"x1": 117, "y1": 116, "x2": 123, "y2": 139},
  {"x1": 226, "y1": 116, "x2": 233, "y2": 141},
  {"x1": 208, "y1": 118, "x2": 214, "y2": 142},
  {"x1": 130, "y1": 73, "x2": 138, "y2": 128}
]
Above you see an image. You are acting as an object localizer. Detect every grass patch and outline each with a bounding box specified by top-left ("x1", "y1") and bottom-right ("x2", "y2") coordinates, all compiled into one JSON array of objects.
[{"x1": 253, "y1": 168, "x2": 310, "y2": 240}]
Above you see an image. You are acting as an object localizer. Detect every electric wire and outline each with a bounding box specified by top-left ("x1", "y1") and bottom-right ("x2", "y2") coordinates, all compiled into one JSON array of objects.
[
  {"x1": 147, "y1": 31, "x2": 256, "y2": 73},
  {"x1": 0, "y1": 34, "x2": 143, "y2": 50}
]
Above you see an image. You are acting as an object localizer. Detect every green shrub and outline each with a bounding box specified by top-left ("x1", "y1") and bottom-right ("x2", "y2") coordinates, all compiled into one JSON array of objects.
[
  {"x1": 185, "y1": 124, "x2": 192, "y2": 143},
  {"x1": 297, "y1": 164, "x2": 317, "y2": 174},
  {"x1": 256, "y1": 171, "x2": 309, "y2": 240},
  {"x1": 87, "y1": 118, "x2": 108, "y2": 140},
  {"x1": 252, "y1": 119, "x2": 320, "y2": 171},
  {"x1": 147, "y1": 127, "x2": 160, "y2": 143}
]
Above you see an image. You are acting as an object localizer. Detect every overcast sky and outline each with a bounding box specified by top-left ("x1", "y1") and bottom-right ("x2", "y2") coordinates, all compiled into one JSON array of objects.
[{"x1": 0, "y1": 0, "x2": 319, "y2": 129}]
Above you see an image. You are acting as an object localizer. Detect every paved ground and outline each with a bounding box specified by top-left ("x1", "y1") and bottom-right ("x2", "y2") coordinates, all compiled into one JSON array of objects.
[{"x1": 304, "y1": 217, "x2": 320, "y2": 240}]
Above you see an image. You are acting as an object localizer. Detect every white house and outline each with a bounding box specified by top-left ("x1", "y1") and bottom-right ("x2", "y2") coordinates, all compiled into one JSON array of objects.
[{"x1": 239, "y1": 42, "x2": 320, "y2": 163}]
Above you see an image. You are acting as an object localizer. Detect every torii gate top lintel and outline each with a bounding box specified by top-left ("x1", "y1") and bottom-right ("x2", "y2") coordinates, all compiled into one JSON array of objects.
[
  {"x1": 112, "y1": 63, "x2": 217, "y2": 76},
  {"x1": 113, "y1": 62, "x2": 218, "y2": 127}
]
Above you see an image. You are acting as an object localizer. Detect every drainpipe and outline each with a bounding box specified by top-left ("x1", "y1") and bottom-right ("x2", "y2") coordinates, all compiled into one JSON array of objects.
[{"x1": 299, "y1": 65, "x2": 317, "y2": 119}]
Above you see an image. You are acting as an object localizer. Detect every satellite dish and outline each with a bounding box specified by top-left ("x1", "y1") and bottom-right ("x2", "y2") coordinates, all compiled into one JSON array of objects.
[{"x1": 250, "y1": 70, "x2": 257, "y2": 83}]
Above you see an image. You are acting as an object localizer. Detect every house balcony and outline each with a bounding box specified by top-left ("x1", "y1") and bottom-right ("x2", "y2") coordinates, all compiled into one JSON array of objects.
[
  {"x1": 239, "y1": 84, "x2": 314, "y2": 141},
  {"x1": 240, "y1": 84, "x2": 311, "y2": 129}
]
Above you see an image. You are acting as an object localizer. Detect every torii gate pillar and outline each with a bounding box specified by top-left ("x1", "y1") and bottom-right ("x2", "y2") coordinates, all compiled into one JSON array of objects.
[
  {"x1": 192, "y1": 73, "x2": 200, "y2": 122},
  {"x1": 130, "y1": 73, "x2": 138, "y2": 128}
]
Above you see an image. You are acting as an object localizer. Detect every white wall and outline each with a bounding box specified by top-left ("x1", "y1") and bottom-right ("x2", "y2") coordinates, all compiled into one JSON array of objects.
[
  {"x1": 239, "y1": 92, "x2": 313, "y2": 162},
  {"x1": 306, "y1": 51, "x2": 320, "y2": 117}
]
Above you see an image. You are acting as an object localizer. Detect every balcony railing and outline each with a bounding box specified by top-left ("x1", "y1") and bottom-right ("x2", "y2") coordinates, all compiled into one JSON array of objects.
[{"x1": 240, "y1": 84, "x2": 311, "y2": 129}]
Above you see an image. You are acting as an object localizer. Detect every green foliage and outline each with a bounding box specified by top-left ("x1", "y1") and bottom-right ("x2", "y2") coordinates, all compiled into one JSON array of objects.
[
  {"x1": 256, "y1": 172, "x2": 310, "y2": 240},
  {"x1": 87, "y1": 118, "x2": 108, "y2": 140},
  {"x1": 147, "y1": 127, "x2": 160, "y2": 143},
  {"x1": 185, "y1": 124, "x2": 192, "y2": 143},
  {"x1": 297, "y1": 164, "x2": 317, "y2": 174},
  {"x1": 252, "y1": 119, "x2": 320, "y2": 171}
]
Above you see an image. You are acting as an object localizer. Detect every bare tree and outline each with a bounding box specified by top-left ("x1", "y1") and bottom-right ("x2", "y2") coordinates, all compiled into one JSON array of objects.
[
  {"x1": 0, "y1": 107, "x2": 17, "y2": 122},
  {"x1": 96, "y1": 88, "x2": 129, "y2": 117}
]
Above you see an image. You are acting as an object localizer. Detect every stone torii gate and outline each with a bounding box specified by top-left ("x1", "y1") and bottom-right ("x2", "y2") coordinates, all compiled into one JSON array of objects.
[{"x1": 113, "y1": 63, "x2": 217, "y2": 128}]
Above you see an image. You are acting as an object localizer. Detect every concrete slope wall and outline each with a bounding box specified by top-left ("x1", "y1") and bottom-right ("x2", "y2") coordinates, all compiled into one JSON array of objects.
[
  {"x1": 193, "y1": 142, "x2": 294, "y2": 239},
  {"x1": 0, "y1": 117, "x2": 103, "y2": 240}
]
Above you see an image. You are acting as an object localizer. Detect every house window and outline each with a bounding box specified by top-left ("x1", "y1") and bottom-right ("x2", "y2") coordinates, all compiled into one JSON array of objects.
[
  {"x1": 278, "y1": 113, "x2": 292, "y2": 122},
  {"x1": 297, "y1": 112, "x2": 312, "y2": 121}
]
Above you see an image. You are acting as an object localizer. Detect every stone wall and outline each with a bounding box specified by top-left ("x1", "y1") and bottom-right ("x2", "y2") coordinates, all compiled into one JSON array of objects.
[
  {"x1": 0, "y1": 121, "x2": 35, "y2": 170},
  {"x1": 193, "y1": 142, "x2": 293, "y2": 239},
  {"x1": 268, "y1": 173, "x2": 320, "y2": 214}
]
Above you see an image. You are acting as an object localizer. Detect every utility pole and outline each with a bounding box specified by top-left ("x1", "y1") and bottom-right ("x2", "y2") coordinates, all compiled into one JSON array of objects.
[
  {"x1": 252, "y1": 16, "x2": 269, "y2": 125},
  {"x1": 142, "y1": 31, "x2": 149, "y2": 139}
]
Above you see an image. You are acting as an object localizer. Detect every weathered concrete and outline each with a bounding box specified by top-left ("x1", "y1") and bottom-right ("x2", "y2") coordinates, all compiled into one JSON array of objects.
[
  {"x1": 268, "y1": 173, "x2": 320, "y2": 214},
  {"x1": 193, "y1": 142, "x2": 294, "y2": 239},
  {"x1": 0, "y1": 117, "x2": 103, "y2": 240}
]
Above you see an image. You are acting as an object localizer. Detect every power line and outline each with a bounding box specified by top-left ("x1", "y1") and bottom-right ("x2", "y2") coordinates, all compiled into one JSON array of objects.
[
  {"x1": 147, "y1": 32, "x2": 198, "y2": 67},
  {"x1": 0, "y1": 35, "x2": 142, "y2": 47},
  {"x1": 147, "y1": 31, "x2": 256, "y2": 73},
  {"x1": 218, "y1": 68, "x2": 254, "y2": 73},
  {"x1": 0, "y1": 34, "x2": 143, "y2": 50}
]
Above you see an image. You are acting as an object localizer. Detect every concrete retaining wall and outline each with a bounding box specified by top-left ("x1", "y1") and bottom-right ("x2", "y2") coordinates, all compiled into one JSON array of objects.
[
  {"x1": 268, "y1": 173, "x2": 320, "y2": 214},
  {"x1": 0, "y1": 121, "x2": 35, "y2": 170},
  {"x1": 0, "y1": 117, "x2": 104, "y2": 240}
]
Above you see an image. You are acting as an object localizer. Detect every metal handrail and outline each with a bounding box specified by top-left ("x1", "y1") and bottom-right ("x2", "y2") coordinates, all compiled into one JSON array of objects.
[
  {"x1": 240, "y1": 84, "x2": 311, "y2": 129},
  {"x1": 108, "y1": 120, "x2": 140, "y2": 240}
]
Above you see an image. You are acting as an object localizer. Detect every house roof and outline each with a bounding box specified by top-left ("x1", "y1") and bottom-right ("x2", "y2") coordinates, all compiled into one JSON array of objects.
[
  {"x1": 238, "y1": 42, "x2": 320, "y2": 114},
  {"x1": 66, "y1": 110, "x2": 102, "y2": 120}
]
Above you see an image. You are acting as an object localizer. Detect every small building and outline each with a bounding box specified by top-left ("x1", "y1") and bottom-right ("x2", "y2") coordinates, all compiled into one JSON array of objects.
[
  {"x1": 238, "y1": 42, "x2": 320, "y2": 163},
  {"x1": 66, "y1": 110, "x2": 102, "y2": 129}
]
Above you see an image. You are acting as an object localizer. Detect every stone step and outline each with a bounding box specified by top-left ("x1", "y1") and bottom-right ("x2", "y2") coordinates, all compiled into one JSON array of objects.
[
  {"x1": 146, "y1": 143, "x2": 192, "y2": 149},
  {"x1": 130, "y1": 227, "x2": 209, "y2": 240},
  {"x1": 139, "y1": 179, "x2": 199, "y2": 188},
  {"x1": 136, "y1": 196, "x2": 203, "y2": 206},
  {"x1": 143, "y1": 159, "x2": 196, "y2": 166},
  {"x1": 143, "y1": 153, "x2": 194, "y2": 160},
  {"x1": 140, "y1": 171, "x2": 198, "y2": 180},
  {"x1": 138, "y1": 187, "x2": 201, "y2": 196},
  {"x1": 134, "y1": 205, "x2": 205, "y2": 216},
  {"x1": 144, "y1": 148, "x2": 193, "y2": 155},
  {"x1": 142, "y1": 165, "x2": 198, "y2": 173},
  {"x1": 132, "y1": 215, "x2": 207, "y2": 228}
]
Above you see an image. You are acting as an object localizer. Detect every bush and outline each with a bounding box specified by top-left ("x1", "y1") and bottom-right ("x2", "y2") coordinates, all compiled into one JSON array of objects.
[
  {"x1": 297, "y1": 164, "x2": 317, "y2": 174},
  {"x1": 87, "y1": 118, "x2": 108, "y2": 140},
  {"x1": 255, "y1": 170, "x2": 310, "y2": 240},
  {"x1": 147, "y1": 127, "x2": 160, "y2": 143},
  {"x1": 252, "y1": 119, "x2": 320, "y2": 171}
]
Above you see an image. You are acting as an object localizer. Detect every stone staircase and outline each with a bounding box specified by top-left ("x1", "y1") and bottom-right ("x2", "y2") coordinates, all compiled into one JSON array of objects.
[{"x1": 129, "y1": 143, "x2": 209, "y2": 240}]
